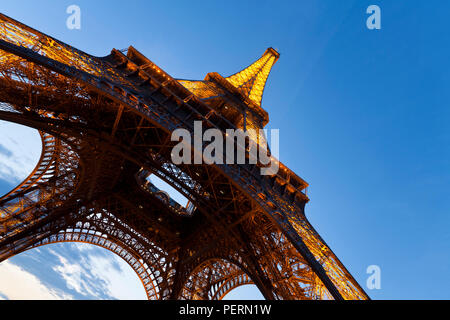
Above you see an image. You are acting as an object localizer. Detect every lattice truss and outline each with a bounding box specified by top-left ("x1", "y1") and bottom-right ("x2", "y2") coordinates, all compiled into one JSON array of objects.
[{"x1": 0, "y1": 13, "x2": 368, "y2": 300}]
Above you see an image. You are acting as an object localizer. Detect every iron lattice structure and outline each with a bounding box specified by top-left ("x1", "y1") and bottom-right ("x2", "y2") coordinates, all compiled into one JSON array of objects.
[{"x1": 0, "y1": 14, "x2": 369, "y2": 300}]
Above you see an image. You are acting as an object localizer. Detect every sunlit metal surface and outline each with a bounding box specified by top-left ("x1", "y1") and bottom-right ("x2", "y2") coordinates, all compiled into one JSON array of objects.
[
  {"x1": 0, "y1": 13, "x2": 368, "y2": 300},
  {"x1": 226, "y1": 47, "x2": 279, "y2": 106}
]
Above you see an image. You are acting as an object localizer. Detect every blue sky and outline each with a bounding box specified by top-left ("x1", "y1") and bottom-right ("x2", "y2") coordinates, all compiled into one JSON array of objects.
[{"x1": 1, "y1": 1, "x2": 449, "y2": 299}]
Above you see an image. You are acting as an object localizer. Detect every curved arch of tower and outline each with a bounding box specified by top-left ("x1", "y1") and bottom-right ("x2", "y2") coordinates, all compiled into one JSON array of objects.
[
  {"x1": 179, "y1": 258, "x2": 255, "y2": 300},
  {"x1": 0, "y1": 13, "x2": 369, "y2": 300},
  {"x1": 13, "y1": 230, "x2": 160, "y2": 299}
]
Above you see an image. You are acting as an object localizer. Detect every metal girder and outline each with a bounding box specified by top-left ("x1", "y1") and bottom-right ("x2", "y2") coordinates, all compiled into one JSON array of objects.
[{"x1": 0, "y1": 12, "x2": 369, "y2": 300}]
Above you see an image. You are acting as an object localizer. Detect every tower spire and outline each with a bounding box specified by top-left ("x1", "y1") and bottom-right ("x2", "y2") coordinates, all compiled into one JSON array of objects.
[{"x1": 225, "y1": 47, "x2": 279, "y2": 107}]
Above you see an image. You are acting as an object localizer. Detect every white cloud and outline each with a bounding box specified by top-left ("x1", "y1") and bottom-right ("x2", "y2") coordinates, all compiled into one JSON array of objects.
[
  {"x1": 0, "y1": 120, "x2": 42, "y2": 183},
  {"x1": 51, "y1": 250, "x2": 99, "y2": 297},
  {"x1": 49, "y1": 244, "x2": 146, "y2": 300},
  {"x1": 0, "y1": 260, "x2": 73, "y2": 300},
  {"x1": 85, "y1": 252, "x2": 147, "y2": 300}
]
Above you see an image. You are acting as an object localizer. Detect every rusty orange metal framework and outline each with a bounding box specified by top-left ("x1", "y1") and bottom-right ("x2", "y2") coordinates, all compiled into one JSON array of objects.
[{"x1": 0, "y1": 13, "x2": 369, "y2": 300}]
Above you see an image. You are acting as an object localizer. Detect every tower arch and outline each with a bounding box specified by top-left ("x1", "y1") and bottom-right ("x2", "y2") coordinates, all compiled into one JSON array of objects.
[
  {"x1": 179, "y1": 258, "x2": 257, "y2": 300},
  {"x1": 10, "y1": 229, "x2": 159, "y2": 299}
]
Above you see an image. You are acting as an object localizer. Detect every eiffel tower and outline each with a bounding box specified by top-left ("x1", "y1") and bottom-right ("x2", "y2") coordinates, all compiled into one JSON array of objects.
[{"x1": 0, "y1": 13, "x2": 368, "y2": 300}]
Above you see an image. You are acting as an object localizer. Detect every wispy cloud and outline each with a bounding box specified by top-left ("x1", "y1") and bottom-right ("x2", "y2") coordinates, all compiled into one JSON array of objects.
[
  {"x1": 85, "y1": 251, "x2": 147, "y2": 300},
  {"x1": 0, "y1": 260, "x2": 73, "y2": 300},
  {"x1": 0, "y1": 120, "x2": 42, "y2": 184},
  {"x1": 49, "y1": 244, "x2": 146, "y2": 300},
  {"x1": 50, "y1": 249, "x2": 101, "y2": 297}
]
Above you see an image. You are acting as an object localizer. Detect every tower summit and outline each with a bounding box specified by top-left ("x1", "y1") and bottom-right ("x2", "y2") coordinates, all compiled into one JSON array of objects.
[
  {"x1": 177, "y1": 48, "x2": 279, "y2": 135},
  {"x1": 226, "y1": 47, "x2": 280, "y2": 107}
]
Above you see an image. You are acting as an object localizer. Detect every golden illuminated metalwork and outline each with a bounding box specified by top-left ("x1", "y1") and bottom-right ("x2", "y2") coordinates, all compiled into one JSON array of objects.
[
  {"x1": 0, "y1": 13, "x2": 368, "y2": 300},
  {"x1": 226, "y1": 47, "x2": 279, "y2": 107}
]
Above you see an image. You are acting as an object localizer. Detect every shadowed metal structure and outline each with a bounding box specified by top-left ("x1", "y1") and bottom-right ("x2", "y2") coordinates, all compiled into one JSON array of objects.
[{"x1": 0, "y1": 13, "x2": 369, "y2": 300}]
